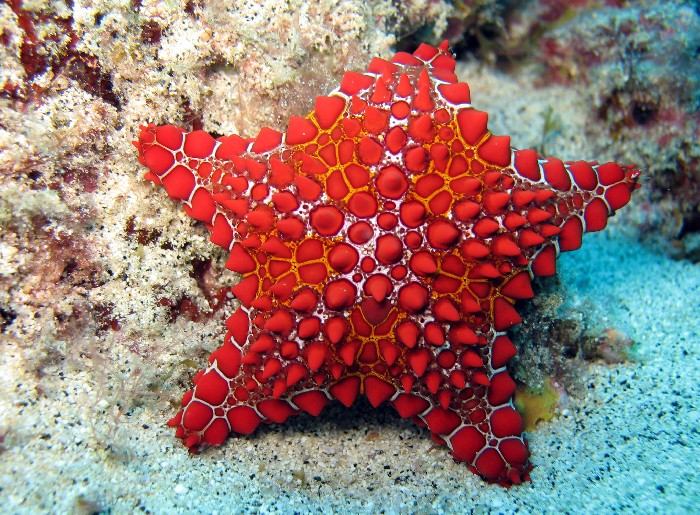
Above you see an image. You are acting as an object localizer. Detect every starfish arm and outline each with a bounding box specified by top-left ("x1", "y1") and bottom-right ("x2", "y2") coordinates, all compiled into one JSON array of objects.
[
  {"x1": 502, "y1": 153, "x2": 641, "y2": 278},
  {"x1": 166, "y1": 304, "x2": 340, "y2": 450},
  {"x1": 133, "y1": 122, "x2": 292, "y2": 254},
  {"x1": 392, "y1": 385, "x2": 529, "y2": 486},
  {"x1": 373, "y1": 247, "x2": 534, "y2": 484}
]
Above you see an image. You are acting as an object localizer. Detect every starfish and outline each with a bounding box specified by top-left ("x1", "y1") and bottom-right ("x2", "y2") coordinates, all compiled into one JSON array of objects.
[{"x1": 134, "y1": 41, "x2": 640, "y2": 485}]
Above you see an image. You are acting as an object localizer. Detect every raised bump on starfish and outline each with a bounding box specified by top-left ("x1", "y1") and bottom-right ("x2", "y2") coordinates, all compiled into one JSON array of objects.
[{"x1": 133, "y1": 40, "x2": 640, "y2": 486}]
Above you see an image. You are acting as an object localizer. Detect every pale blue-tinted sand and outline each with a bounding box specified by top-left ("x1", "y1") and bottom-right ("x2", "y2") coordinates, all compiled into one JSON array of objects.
[{"x1": 1, "y1": 227, "x2": 698, "y2": 513}]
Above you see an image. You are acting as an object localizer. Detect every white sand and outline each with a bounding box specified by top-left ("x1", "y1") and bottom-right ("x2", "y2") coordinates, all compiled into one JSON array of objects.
[{"x1": 2, "y1": 227, "x2": 698, "y2": 513}]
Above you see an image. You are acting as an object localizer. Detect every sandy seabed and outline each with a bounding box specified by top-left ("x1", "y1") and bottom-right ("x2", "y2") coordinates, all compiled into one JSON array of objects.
[{"x1": 2, "y1": 226, "x2": 698, "y2": 513}]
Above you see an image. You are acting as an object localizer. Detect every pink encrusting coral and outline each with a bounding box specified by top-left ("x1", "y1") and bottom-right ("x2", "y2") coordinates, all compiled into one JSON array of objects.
[{"x1": 134, "y1": 41, "x2": 640, "y2": 486}]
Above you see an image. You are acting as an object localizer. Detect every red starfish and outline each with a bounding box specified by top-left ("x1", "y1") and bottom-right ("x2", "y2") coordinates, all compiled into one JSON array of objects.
[{"x1": 134, "y1": 41, "x2": 640, "y2": 486}]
